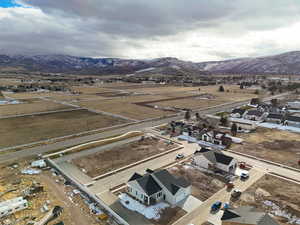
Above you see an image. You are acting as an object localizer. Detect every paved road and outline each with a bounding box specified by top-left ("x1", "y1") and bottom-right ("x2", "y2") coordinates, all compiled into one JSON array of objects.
[{"x1": 0, "y1": 93, "x2": 287, "y2": 164}]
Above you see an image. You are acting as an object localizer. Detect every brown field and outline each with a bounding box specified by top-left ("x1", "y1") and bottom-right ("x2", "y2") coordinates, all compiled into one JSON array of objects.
[
  {"x1": 231, "y1": 128, "x2": 300, "y2": 168},
  {"x1": 71, "y1": 86, "x2": 113, "y2": 94},
  {"x1": 168, "y1": 164, "x2": 225, "y2": 201},
  {"x1": 72, "y1": 137, "x2": 178, "y2": 177},
  {"x1": 235, "y1": 175, "x2": 300, "y2": 225},
  {"x1": 0, "y1": 109, "x2": 128, "y2": 148},
  {"x1": 0, "y1": 98, "x2": 74, "y2": 116},
  {"x1": 79, "y1": 95, "x2": 173, "y2": 120}
]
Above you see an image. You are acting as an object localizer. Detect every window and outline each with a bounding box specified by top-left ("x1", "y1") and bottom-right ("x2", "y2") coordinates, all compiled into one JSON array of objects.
[
  {"x1": 157, "y1": 192, "x2": 162, "y2": 198},
  {"x1": 141, "y1": 194, "x2": 143, "y2": 198},
  {"x1": 136, "y1": 191, "x2": 138, "y2": 195}
]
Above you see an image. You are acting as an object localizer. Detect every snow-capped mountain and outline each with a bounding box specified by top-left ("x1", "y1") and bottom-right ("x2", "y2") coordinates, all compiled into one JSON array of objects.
[{"x1": 1, "y1": 51, "x2": 300, "y2": 75}]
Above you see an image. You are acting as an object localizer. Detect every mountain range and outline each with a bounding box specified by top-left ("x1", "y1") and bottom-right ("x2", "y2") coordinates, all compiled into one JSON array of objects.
[{"x1": 1, "y1": 51, "x2": 300, "y2": 75}]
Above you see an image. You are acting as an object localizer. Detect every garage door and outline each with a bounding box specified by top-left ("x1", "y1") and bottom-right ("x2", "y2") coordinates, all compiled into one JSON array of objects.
[{"x1": 175, "y1": 192, "x2": 187, "y2": 203}]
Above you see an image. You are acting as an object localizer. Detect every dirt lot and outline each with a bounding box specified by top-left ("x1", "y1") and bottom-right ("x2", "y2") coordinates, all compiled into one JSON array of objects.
[
  {"x1": 235, "y1": 175, "x2": 300, "y2": 225},
  {"x1": 0, "y1": 98, "x2": 74, "y2": 117},
  {"x1": 0, "y1": 162, "x2": 103, "y2": 225},
  {"x1": 72, "y1": 137, "x2": 178, "y2": 177},
  {"x1": 231, "y1": 128, "x2": 300, "y2": 168},
  {"x1": 168, "y1": 164, "x2": 225, "y2": 201},
  {"x1": 0, "y1": 109, "x2": 128, "y2": 148}
]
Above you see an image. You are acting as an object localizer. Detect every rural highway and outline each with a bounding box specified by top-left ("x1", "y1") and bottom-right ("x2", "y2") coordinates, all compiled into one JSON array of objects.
[{"x1": 0, "y1": 93, "x2": 287, "y2": 164}]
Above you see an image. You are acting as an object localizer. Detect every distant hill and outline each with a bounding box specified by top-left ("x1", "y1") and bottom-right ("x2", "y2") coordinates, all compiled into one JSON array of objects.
[{"x1": 1, "y1": 51, "x2": 300, "y2": 75}]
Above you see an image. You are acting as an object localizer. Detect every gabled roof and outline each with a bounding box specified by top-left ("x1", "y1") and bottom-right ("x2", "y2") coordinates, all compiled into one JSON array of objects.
[
  {"x1": 267, "y1": 113, "x2": 283, "y2": 120},
  {"x1": 135, "y1": 174, "x2": 162, "y2": 196},
  {"x1": 221, "y1": 206, "x2": 280, "y2": 225},
  {"x1": 232, "y1": 108, "x2": 246, "y2": 115},
  {"x1": 152, "y1": 170, "x2": 190, "y2": 195},
  {"x1": 128, "y1": 172, "x2": 143, "y2": 182},
  {"x1": 246, "y1": 110, "x2": 264, "y2": 117},
  {"x1": 286, "y1": 115, "x2": 300, "y2": 122},
  {"x1": 201, "y1": 151, "x2": 234, "y2": 165}
]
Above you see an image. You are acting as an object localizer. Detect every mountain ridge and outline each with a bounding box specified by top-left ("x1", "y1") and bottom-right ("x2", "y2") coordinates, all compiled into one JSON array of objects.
[{"x1": 1, "y1": 51, "x2": 300, "y2": 75}]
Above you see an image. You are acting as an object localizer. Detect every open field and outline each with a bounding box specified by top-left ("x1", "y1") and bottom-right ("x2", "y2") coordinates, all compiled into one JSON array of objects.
[
  {"x1": 0, "y1": 161, "x2": 102, "y2": 225},
  {"x1": 0, "y1": 109, "x2": 128, "y2": 148},
  {"x1": 0, "y1": 98, "x2": 74, "y2": 117},
  {"x1": 231, "y1": 128, "x2": 300, "y2": 169},
  {"x1": 236, "y1": 175, "x2": 300, "y2": 225},
  {"x1": 168, "y1": 164, "x2": 225, "y2": 201},
  {"x1": 72, "y1": 136, "x2": 178, "y2": 177},
  {"x1": 79, "y1": 95, "x2": 172, "y2": 120}
]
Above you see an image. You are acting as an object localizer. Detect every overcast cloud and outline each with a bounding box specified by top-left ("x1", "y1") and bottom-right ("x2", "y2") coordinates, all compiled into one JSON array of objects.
[{"x1": 0, "y1": 0, "x2": 300, "y2": 61}]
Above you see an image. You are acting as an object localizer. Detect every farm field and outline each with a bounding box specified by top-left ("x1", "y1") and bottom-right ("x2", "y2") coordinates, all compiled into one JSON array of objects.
[
  {"x1": 231, "y1": 128, "x2": 300, "y2": 169},
  {"x1": 235, "y1": 175, "x2": 300, "y2": 225},
  {"x1": 78, "y1": 95, "x2": 173, "y2": 120},
  {"x1": 72, "y1": 136, "x2": 178, "y2": 177},
  {"x1": 0, "y1": 109, "x2": 128, "y2": 148},
  {"x1": 0, "y1": 98, "x2": 74, "y2": 117}
]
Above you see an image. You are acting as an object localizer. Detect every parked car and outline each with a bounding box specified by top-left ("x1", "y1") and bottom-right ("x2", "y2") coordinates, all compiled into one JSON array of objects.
[
  {"x1": 175, "y1": 153, "x2": 184, "y2": 160},
  {"x1": 226, "y1": 181, "x2": 234, "y2": 190},
  {"x1": 240, "y1": 172, "x2": 249, "y2": 180},
  {"x1": 231, "y1": 189, "x2": 242, "y2": 198},
  {"x1": 211, "y1": 201, "x2": 222, "y2": 212}
]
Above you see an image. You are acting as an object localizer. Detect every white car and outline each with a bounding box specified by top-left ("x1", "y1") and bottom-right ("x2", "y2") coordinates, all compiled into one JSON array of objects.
[{"x1": 175, "y1": 153, "x2": 184, "y2": 160}]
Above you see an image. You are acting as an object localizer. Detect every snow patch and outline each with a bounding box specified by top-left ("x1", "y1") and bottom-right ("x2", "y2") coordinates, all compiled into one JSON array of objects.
[
  {"x1": 259, "y1": 122, "x2": 300, "y2": 133},
  {"x1": 119, "y1": 193, "x2": 169, "y2": 220}
]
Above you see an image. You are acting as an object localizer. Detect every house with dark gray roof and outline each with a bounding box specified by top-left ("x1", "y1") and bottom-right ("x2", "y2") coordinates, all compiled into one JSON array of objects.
[
  {"x1": 265, "y1": 113, "x2": 283, "y2": 124},
  {"x1": 126, "y1": 169, "x2": 191, "y2": 206},
  {"x1": 193, "y1": 150, "x2": 237, "y2": 174},
  {"x1": 243, "y1": 110, "x2": 267, "y2": 121},
  {"x1": 221, "y1": 206, "x2": 280, "y2": 225},
  {"x1": 231, "y1": 108, "x2": 246, "y2": 118}
]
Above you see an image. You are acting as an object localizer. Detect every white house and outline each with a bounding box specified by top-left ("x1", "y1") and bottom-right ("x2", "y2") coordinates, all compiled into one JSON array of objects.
[
  {"x1": 228, "y1": 117, "x2": 258, "y2": 131},
  {"x1": 243, "y1": 110, "x2": 267, "y2": 121},
  {"x1": 0, "y1": 197, "x2": 28, "y2": 218},
  {"x1": 230, "y1": 108, "x2": 246, "y2": 118},
  {"x1": 126, "y1": 169, "x2": 191, "y2": 206},
  {"x1": 193, "y1": 150, "x2": 238, "y2": 174},
  {"x1": 199, "y1": 130, "x2": 232, "y2": 147}
]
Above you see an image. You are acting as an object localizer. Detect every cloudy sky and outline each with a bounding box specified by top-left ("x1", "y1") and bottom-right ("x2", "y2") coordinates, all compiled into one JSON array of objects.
[{"x1": 1, "y1": 0, "x2": 300, "y2": 62}]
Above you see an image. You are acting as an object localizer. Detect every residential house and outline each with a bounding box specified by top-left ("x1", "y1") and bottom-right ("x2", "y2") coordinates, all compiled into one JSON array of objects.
[
  {"x1": 287, "y1": 101, "x2": 300, "y2": 109},
  {"x1": 221, "y1": 206, "x2": 280, "y2": 225},
  {"x1": 243, "y1": 110, "x2": 266, "y2": 121},
  {"x1": 126, "y1": 169, "x2": 191, "y2": 206},
  {"x1": 230, "y1": 108, "x2": 246, "y2": 118},
  {"x1": 193, "y1": 150, "x2": 238, "y2": 174},
  {"x1": 0, "y1": 197, "x2": 28, "y2": 218},
  {"x1": 228, "y1": 118, "x2": 258, "y2": 131},
  {"x1": 265, "y1": 113, "x2": 283, "y2": 124},
  {"x1": 199, "y1": 130, "x2": 232, "y2": 147},
  {"x1": 284, "y1": 115, "x2": 300, "y2": 128}
]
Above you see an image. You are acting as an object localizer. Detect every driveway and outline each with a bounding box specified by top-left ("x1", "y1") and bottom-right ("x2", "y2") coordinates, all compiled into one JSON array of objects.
[{"x1": 177, "y1": 196, "x2": 203, "y2": 213}]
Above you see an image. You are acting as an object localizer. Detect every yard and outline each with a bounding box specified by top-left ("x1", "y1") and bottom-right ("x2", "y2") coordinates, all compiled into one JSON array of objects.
[
  {"x1": 231, "y1": 128, "x2": 300, "y2": 169},
  {"x1": 235, "y1": 175, "x2": 300, "y2": 225},
  {"x1": 168, "y1": 164, "x2": 225, "y2": 201},
  {"x1": 72, "y1": 136, "x2": 178, "y2": 177},
  {"x1": 0, "y1": 109, "x2": 128, "y2": 148}
]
